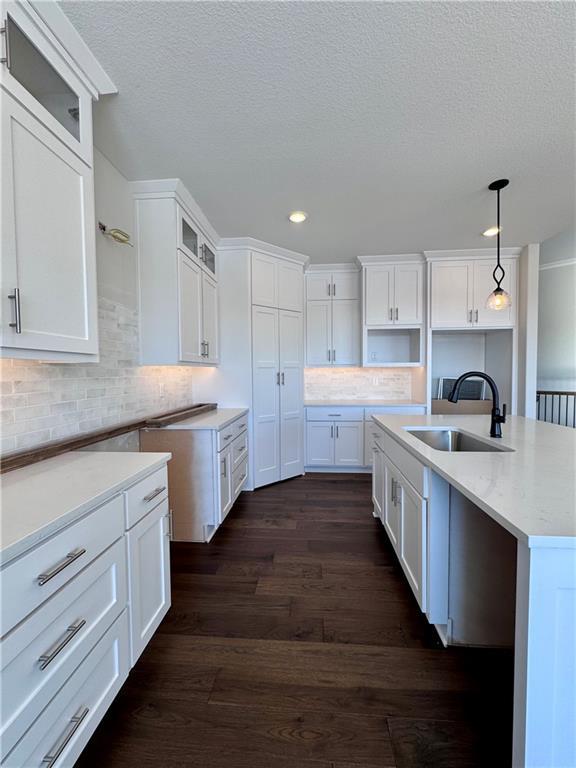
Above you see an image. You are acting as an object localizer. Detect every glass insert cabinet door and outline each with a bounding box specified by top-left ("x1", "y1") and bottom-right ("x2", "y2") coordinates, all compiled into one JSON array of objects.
[
  {"x1": 4, "y1": 14, "x2": 81, "y2": 141},
  {"x1": 180, "y1": 216, "x2": 199, "y2": 258},
  {"x1": 201, "y1": 243, "x2": 216, "y2": 275}
]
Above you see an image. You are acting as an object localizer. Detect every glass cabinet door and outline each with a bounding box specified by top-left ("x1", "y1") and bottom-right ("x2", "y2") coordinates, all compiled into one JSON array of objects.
[
  {"x1": 180, "y1": 215, "x2": 199, "y2": 259},
  {"x1": 201, "y1": 242, "x2": 217, "y2": 276},
  {"x1": 5, "y1": 15, "x2": 81, "y2": 141}
]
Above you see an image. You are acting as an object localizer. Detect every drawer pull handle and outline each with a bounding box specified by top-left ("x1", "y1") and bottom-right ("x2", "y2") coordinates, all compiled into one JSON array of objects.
[
  {"x1": 223, "y1": 433, "x2": 233, "y2": 441},
  {"x1": 143, "y1": 485, "x2": 166, "y2": 503},
  {"x1": 237, "y1": 444, "x2": 247, "y2": 454},
  {"x1": 38, "y1": 619, "x2": 87, "y2": 670},
  {"x1": 328, "y1": 414, "x2": 341, "y2": 417},
  {"x1": 238, "y1": 473, "x2": 247, "y2": 486},
  {"x1": 37, "y1": 548, "x2": 86, "y2": 586},
  {"x1": 42, "y1": 706, "x2": 89, "y2": 766}
]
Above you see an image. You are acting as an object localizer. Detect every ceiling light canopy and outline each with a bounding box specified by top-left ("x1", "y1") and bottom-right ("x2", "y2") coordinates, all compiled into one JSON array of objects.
[
  {"x1": 288, "y1": 211, "x2": 307, "y2": 224},
  {"x1": 482, "y1": 226, "x2": 500, "y2": 238},
  {"x1": 485, "y1": 179, "x2": 511, "y2": 311}
]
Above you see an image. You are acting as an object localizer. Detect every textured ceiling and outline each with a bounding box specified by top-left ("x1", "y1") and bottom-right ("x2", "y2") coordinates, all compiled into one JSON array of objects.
[{"x1": 62, "y1": 1, "x2": 575, "y2": 262}]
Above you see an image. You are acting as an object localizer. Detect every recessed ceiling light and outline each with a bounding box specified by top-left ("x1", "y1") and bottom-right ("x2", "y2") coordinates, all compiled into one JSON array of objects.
[
  {"x1": 482, "y1": 226, "x2": 500, "y2": 237},
  {"x1": 289, "y1": 211, "x2": 307, "y2": 224}
]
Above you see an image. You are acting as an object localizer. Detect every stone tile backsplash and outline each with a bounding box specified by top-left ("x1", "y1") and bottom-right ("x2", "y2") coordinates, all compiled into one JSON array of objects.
[
  {"x1": 0, "y1": 298, "x2": 198, "y2": 455},
  {"x1": 304, "y1": 367, "x2": 413, "y2": 400}
]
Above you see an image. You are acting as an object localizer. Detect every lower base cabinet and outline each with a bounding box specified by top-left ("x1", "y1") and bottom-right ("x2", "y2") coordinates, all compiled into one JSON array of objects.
[{"x1": 306, "y1": 420, "x2": 364, "y2": 467}]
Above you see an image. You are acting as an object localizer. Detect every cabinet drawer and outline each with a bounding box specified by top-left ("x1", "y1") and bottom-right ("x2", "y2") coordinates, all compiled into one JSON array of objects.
[
  {"x1": 1, "y1": 494, "x2": 124, "y2": 637},
  {"x1": 216, "y1": 425, "x2": 236, "y2": 452},
  {"x1": 305, "y1": 406, "x2": 364, "y2": 422},
  {"x1": 232, "y1": 414, "x2": 249, "y2": 439},
  {"x1": 232, "y1": 431, "x2": 249, "y2": 471},
  {"x1": 124, "y1": 465, "x2": 168, "y2": 529},
  {"x1": 0, "y1": 539, "x2": 127, "y2": 758},
  {"x1": 382, "y1": 433, "x2": 429, "y2": 499},
  {"x1": 2, "y1": 611, "x2": 129, "y2": 768},
  {"x1": 232, "y1": 457, "x2": 248, "y2": 500}
]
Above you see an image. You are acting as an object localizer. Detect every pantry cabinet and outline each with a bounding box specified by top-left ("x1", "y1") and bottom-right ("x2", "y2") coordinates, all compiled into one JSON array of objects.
[
  {"x1": 429, "y1": 257, "x2": 517, "y2": 329},
  {"x1": 0, "y1": 2, "x2": 115, "y2": 361},
  {"x1": 252, "y1": 252, "x2": 303, "y2": 311},
  {"x1": 133, "y1": 180, "x2": 220, "y2": 365}
]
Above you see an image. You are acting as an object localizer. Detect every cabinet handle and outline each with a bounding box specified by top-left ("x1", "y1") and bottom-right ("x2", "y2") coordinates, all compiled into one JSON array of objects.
[
  {"x1": 327, "y1": 283, "x2": 331, "y2": 296},
  {"x1": 221, "y1": 457, "x2": 227, "y2": 478},
  {"x1": 389, "y1": 307, "x2": 393, "y2": 321},
  {"x1": 333, "y1": 283, "x2": 336, "y2": 297},
  {"x1": 143, "y1": 485, "x2": 166, "y2": 503},
  {"x1": 166, "y1": 510, "x2": 173, "y2": 539},
  {"x1": 469, "y1": 309, "x2": 473, "y2": 323},
  {"x1": 475, "y1": 309, "x2": 479, "y2": 323},
  {"x1": 37, "y1": 548, "x2": 86, "y2": 586},
  {"x1": 41, "y1": 707, "x2": 89, "y2": 767},
  {"x1": 328, "y1": 413, "x2": 341, "y2": 417},
  {"x1": 281, "y1": 372, "x2": 285, "y2": 385},
  {"x1": 395, "y1": 307, "x2": 399, "y2": 321},
  {"x1": 336, "y1": 425, "x2": 339, "y2": 438},
  {"x1": 223, "y1": 433, "x2": 233, "y2": 440},
  {"x1": 333, "y1": 349, "x2": 336, "y2": 362},
  {"x1": 8, "y1": 288, "x2": 21, "y2": 333},
  {"x1": 1, "y1": 24, "x2": 12, "y2": 69},
  {"x1": 38, "y1": 619, "x2": 86, "y2": 670},
  {"x1": 330, "y1": 425, "x2": 334, "y2": 438},
  {"x1": 327, "y1": 349, "x2": 331, "y2": 362},
  {"x1": 276, "y1": 371, "x2": 280, "y2": 385},
  {"x1": 391, "y1": 478, "x2": 396, "y2": 504},
  {"x1": 238, "y1": 472, "x2": 247, "y2": 486}
]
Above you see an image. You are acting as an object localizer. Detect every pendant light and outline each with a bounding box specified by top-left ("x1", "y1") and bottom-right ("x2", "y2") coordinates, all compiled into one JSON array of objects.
[{"x1": 486, "y1": 179, "x2": 511, "y2": 311}]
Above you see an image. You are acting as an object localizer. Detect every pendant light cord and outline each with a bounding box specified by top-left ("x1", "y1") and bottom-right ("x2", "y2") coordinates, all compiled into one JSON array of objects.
[{"x1": 493, "y1": 187, "x2": 504, "y2": 289}]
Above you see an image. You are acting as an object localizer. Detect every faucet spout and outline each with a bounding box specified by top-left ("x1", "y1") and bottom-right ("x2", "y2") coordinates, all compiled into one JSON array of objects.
[{"x1": 448, "y1": 371, "x2": 506, "y2": 438}]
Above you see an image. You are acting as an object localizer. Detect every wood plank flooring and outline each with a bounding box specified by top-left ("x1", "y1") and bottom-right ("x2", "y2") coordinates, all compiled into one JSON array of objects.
[{"x1": 77, "y1": 473, "x2": 514, "y2": 767}]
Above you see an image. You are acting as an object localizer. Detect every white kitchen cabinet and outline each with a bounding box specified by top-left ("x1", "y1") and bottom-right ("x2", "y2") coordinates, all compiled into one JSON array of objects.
[
  {"x1": 133, "y1": 180, "x2": 220, "y2": 366},
  {"x1": 383, "y1": 458, "x2": 401, "y2": 551},
  {"x1": 252, "y1": 252, "x2": 303, "y2": 311},
  {"x1": 126, "y1": 499, "x2": 171, "y2": 665},
  {"x1": 306, "y1": 268, "x2": 360, "y2": 301},
  {"x1": 333, "y1": 421, "x2": 364, "y2": 466},
  {"x1": 305, "y1": 301, "x2": 332, "y2": 365},
  {"x1": 252, "y1": 306, "x2": 304, "y2": 486},
  {"x1": 306, "y1": 422, "x2": 334, "y2": 466},
  {"x1": 363, "y1": 263, "x2": 423, "y2": 326},
  {"x1": 306, "y1": 272, "x2": 332, "y2": 301},
  {"x1": 305, "y1": 410, "x2": 365, "y2": 468},
  {"x1": 306, "y1": 299, "x2": 361, "y2": 366},
  {"x1": 364, "y1": 407, "x2": 427, "y2": 466},
  {"x1": 430, "y1": 257, "x2": 517, "y2": 329},
  {"x1": 218, "y1": 445, "x2": 233, "y2": 521},
  {"x1": 397, "y1": 476, "x2": 427, "y2": 609}
]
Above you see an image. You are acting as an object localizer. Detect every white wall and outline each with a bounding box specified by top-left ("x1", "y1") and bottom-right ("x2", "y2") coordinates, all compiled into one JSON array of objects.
[
  {"x1": 537, "y1": 228, "x2": 576, "y2": 391},
  {"x1": 0, "y1": 151, "x2": 200, "y2": 455}
]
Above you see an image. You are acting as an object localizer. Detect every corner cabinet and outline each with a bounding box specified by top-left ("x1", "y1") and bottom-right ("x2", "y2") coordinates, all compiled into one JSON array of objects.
[
  {"x1": 133, "y1": 180, "x2": 220, "y2": 365},
  {"x1": 0, "y1": 2, "x2": 116, "y2": 361}
]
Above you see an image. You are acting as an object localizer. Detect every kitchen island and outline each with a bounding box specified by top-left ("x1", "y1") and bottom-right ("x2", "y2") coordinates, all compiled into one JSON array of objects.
[{"x1": 371, "y1": 414, "x2": 575, "y2": 768}]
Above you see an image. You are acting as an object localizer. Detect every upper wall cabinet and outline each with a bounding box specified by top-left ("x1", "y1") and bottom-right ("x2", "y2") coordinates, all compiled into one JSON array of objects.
[
  {"x1": 132, "y1": 180, "x2": 220, "y2": 365},
  {"x1": 0, "y1": 0, "x2": 116, "y2": 361},
  {"x1": 429, "y1": 255, "x2": 517, "y2": 329},
  {"x1": 363, "y1": 262, "x2": 424, "y2": 326},
  {"x1": 306, "y1": 270, "x2": 360, "y2": 301},
  {"x1": 251, "y1": 252, "x2": 304, "y2": 312}
]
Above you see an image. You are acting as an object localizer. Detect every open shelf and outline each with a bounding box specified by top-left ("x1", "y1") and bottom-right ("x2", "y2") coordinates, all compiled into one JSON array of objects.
[{"x1": 364, "y1": 327, "x2": 423, "y2": 367}]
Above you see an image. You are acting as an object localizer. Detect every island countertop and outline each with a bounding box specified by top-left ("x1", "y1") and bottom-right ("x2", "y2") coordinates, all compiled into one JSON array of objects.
[
  {"x1": 0, "y1": 451, "x2": 171, "y2": 564},
  {"x1": 372, "y1": 414, "x2": 576, "y2": 547}
]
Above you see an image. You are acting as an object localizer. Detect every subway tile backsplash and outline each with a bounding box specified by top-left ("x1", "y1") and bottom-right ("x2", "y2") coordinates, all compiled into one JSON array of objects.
[
  {"x1": 304, "y1": 367, "x2": 413, "y2": 400},
  {"x1": 0, "y1": 298, "x2": 198, "y2": 456}
]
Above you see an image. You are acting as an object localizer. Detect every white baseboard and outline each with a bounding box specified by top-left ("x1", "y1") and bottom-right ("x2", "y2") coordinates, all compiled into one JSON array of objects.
[{"x1": 304, "y1": 466, "x2": 372, "y2": 474}]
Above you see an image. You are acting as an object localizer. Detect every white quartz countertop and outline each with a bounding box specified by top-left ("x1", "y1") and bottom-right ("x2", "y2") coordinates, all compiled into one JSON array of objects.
[
  {"x1": 305, "y1": 399, "x2": 427, "y2": 407},
  {"x1": 0, "y1": 451, "x2": 171, "y2": 565},
  {"x1": 150, "y1": 407, "x2": 248, "y2": 431},
  {"x1": 373, "y1": 414, "x2": 576, "y2": 547}
]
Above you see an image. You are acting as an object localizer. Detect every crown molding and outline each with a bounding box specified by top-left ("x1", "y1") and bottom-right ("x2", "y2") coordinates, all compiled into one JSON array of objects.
[
  {"x1": 424, "y1": 247, "x2": 522, "y2": 262},
  {"x1": 357, "y1": 253, "x2": 424, "y2": 266},
  {"x1": 539, "y1": 257, "x2": 576, "y2": 271},
  {"x1": 306, "y1": 262, "x2": 360, "y2": 273},
  {"x1": 218, "y1": 237, "x2": 309, "y2": 266}
]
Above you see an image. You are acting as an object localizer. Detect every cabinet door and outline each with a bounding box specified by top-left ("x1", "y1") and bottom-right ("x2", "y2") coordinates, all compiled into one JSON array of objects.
[
  {"x1": 430, "y1": 261, "x2": 473, "y2": 328},
  {"x1": 332, "y1": 300, "x2": 361, "y2": 365},
  {"x1": 306, "y1": 301, "x2": 332, "y2": 366},
  {"x1": 383, "y1": 462, "x2": 401, "y2": 553},
  {"x1": 218, "y1": 447, "x2": 233, "y2": 522},
  {"x1": 279, "y1": 311, "x2": 304, "y2": 480},
  {"x1": 332, "y1": 271, "x2": 360, "y2": 300},
  {"x1": 201, "y1": 272, "x2": 219, "y2": 363},
  {"x1": 306, "y1": 422, "x2": 334, "y2": 466},
  {"x1": 1, "y1": 91, "x2": 97, "y2": 354},
  {"x1": 178, "y1": 253, "x2": 203, "y2": 362},
  {"x1": 278, "y1": 261, "x2": 303, "y2": 311},
  {"x1": 334, "y1": 421, "x2": 364, "y2": 466},
  {"x1": 397, "y1": 479, "x2": 427, "y2": 611},
  {"x1": 252, "y1": 306, "x2": 281, "y2": 487},
  {"x1": 127, "y1": 500, "x2": 171, "y2": 665},
  {"x1": 364, "y1": 266, "x2": 394, "y2": 325},
  {"x1": 200, "y1": 241, "x2": 217, "y2": 278},
  {"x1": 372, "y1": 446, "x2": 384, "y2": 519},
  {"x1": 473, "y1": 259, "x2": 516, "y2": 327},
  {"x1": 251, "y1": 253, "x2": 278, "y2": 308},
  {"x1": 177, "y1": 205, "x2": 200, "y2": 262},
  {"x1": 394, "y1": 264, "x2": 423, "y2": 324},
  {"x1": 306, "y1": 273, "x2": 332, "y2": 301}
]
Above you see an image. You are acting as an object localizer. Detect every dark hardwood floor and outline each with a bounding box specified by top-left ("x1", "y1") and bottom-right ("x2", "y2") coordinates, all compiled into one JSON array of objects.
[{"x1": 77, "y1": 473, "x2": 513, "y2": 768}]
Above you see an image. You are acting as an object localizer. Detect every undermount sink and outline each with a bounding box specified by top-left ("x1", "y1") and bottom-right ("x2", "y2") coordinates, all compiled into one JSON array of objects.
[{"x1": 404, "y1": 428, "x2": 513, "y2": 453}]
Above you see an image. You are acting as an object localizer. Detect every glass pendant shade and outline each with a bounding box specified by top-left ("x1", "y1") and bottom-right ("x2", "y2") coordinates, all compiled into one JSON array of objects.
[{"x1": 486, "y1": 287, "x2": 511, "y2": 311}]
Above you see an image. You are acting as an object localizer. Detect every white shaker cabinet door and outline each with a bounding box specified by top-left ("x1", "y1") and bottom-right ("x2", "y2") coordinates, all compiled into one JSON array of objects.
[
  {"x1": 332, "y1": 271, "x2": 360, "y2": 300},
  {"x1": 394, "y1": 264, "x2": 423, "y2": 325},
  {"x1": 251, "y1": 253, "x2": 278, "y2": 308},
  {"x1": 473, "y1": 259, "x2": 516, "y2": 327},
  {"x1": 306, "y1": 301, "x2": 332, "y2": 366},
  {"x1": 364, "y1": 266, "x2": 394, "y2": 325},
  {"x1": 218, "y1": 447, "x2": 233, "y2": 522},
  {"x1": 306, "y1": 422, "x2": 334, "y2": 466},
  {"x1": 127, "y1": 500, "x2": 171, "y2": 666},
  {"x1": 178, "y1": 252, "x2": 203, "y2": 362},
  {"x1": 306, "y1": 273, "x2": 332, "y2": 301},
  {"x1": 279, "y1": 310, "x2": 304, "y2": 480},
  {"x1": 278, "y1": 261, "x2": 303, "y2": 312},
  {"x1": 334, "y1": 421, "x2": 364, "y2": 466},
  {"x1": 397, "y1": 480, "x2": 427, "y2": 611},
  {"x1": 1, "y1": 91, "x2": 98, "y2": 354},
  {"x1": 332, "y1": 300, "x2": 361, "y2": 366},
  {"x1": 430, "y1": 261, "x2": 473, "y2": 328},
  {"x1": 252, "y1": 306, "x2": 281, "y2": 487},
  {"x1": 201, "y1": 272, "x2": 219, "y2": 363}
]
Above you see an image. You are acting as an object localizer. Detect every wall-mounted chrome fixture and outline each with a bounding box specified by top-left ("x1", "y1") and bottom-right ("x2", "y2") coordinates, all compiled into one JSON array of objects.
[
  {"x1": 98, "y1": 221, "x2": 134, "y2": 247},
  {"x1": 486, "y1": 179, "x2": 511, "y2": 311}
]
